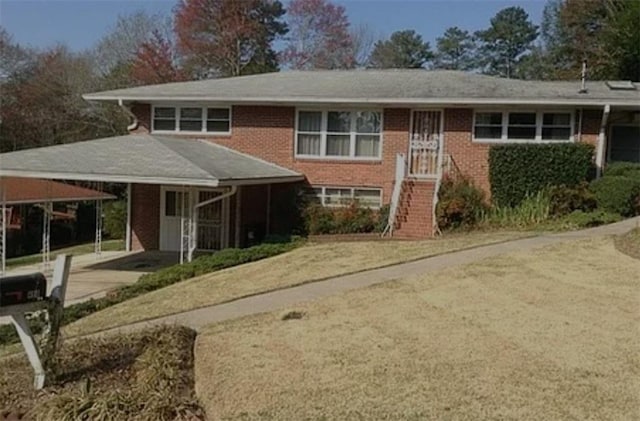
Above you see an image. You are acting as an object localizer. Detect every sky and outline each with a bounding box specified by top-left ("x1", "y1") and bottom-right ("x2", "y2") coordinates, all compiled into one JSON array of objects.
[{"x1": 0, "y1": 0, "x2": 548, "y2": 52}]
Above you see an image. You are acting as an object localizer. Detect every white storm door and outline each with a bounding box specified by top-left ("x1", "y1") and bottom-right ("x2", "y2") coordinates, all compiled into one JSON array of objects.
[{"x1": 160, "y1": 187, "x2": 191, "y2": 251}]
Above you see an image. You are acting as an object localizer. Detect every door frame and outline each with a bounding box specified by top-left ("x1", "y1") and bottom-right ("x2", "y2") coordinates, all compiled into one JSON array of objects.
[{"x1": 159, "y1": 186, "x2": 231, "y2": 252}]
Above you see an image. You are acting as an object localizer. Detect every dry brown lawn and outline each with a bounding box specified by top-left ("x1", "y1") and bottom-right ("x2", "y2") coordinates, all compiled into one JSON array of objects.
[
  {"x1": 196, "y1": 236, "x2": 640, "y2": 420},
  {"x1": 65, "y1": 231, "x2": 525, "y2": 336}
]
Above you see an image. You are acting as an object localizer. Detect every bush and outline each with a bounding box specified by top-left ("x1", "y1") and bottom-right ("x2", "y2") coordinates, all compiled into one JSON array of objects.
[
  {"x1": 589, "y1": 175, "x2": 640, "y2": 216},
  {"x1": 0, "y1": 241, "x2": 300, "y2": 346},
  {"x1": 548, "y1": 183, "x2": 597, "y2": 217},
  {"x1": 483, "y1": 190, "x2": 551, "y2": 228},
  {"x1": 489, "y1": 143, "x2": 595, "y2": 207},
  {"x1": 103, "y1": 200, "x2": 126, "y2": 239},
  {"x1": 436, "y1": 176, "x2": 488, "y2": 230},
  {"x1": 303, "y1": 201, "x2": 384, "y2": 235},
  {"x1": 605, "y1": 162, "x2": 640, "y2": 178},
  {"x1": 559, "y1": 210, "x2": 622, "y2": 228}
]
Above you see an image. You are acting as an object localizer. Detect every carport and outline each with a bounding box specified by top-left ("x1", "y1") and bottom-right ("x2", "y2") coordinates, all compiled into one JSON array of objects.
[
  {"x1": 0, "y1": 177, "x2": 115, "y2": 275},
  {"x1": 0, "y1": 134, "x2": 304, "y2": 265}
]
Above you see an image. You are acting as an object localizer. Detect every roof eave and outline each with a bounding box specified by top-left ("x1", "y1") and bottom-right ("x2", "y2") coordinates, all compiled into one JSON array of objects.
[
  {"x1": 82, "y1": 94, "x2": 640, "y2": 108},
  {"x1": 0, "y1": 169, "x2": 221, "y2": 188},
  {"x1": 217, "y1": 175, "x2": 306, "y2": 187}
]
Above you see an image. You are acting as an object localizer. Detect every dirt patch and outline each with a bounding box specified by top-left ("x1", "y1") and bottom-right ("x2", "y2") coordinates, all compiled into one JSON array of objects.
[
  {"x1": 614, "y1": 227, "x2": 640, "y2": 259},
  {"x1": 196, "y1": 236, "x2": 640, "y2": 420},
  {"x1": 0, "y1": 326, "x2": 204, "y2": 420}
]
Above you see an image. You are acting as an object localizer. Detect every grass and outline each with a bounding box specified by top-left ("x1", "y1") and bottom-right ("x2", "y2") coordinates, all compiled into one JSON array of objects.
[
  {"x1": 64, "y1": 231, "x2": 528, "y2": 336},
  {"x1": 615, "y1": 227, "x2": 640, "y2": 259},
  {"x1": 0, "y1": 326, "x2": 204, "y2": 420},
  {"x1": 195, "y1": 236, "x2": 640, "y2": 420},
  {"x1": 6, "y1": 239, "x2": 124, "y2": 268}
]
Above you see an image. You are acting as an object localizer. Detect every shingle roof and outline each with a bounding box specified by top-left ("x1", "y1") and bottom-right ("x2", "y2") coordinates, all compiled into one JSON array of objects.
[
  {"x1": 83, "y1": 70, "x2": 640, "y2": 106},
  {"x1": 0, "y1": 177, "x2": 115, "y2": 205},
  {"x1": 0, "y1": 134, "x2": 302, "y2": 187}
]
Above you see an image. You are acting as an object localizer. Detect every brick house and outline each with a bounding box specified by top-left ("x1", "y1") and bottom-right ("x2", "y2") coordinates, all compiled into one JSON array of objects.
[{"x1": 1, "y1": 70, "x2": 638, "y2": 259}]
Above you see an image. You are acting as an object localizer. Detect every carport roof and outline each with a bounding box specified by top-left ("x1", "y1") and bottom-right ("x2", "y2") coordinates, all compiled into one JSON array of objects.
[
  {"x1": 0, "y1": 177, "x2": 115, "y2": 205},
  {"x1": 0, "y1": 134, "x2": 303, "y2": 187}
]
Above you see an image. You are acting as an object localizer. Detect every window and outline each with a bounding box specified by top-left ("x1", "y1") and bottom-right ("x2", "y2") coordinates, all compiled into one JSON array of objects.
[
  {"x1": 542, "y1": 113, "x2": 571, "y2": 140},
  {"x1": 474, "y1": 112, "x2": 502, "y2": 139},
  {"x1": 207, "y1": 108, "x2": 230, "y2": 132},
  {"x1": 164, "y1": 191, "x2": 189, "y2": 217},
  {"x1": 508, "y1": 112, "x2": 537, "y2": 139},
  {"x1": 296, "y1": 110, "x2": 382, "y2": 159},
  {"x1": 473, "y1": 110, "x2": 573, "y2": 142},
  {"x1": 180, "y1": 108, "x2": 203, "y2": 131},
  {"x1": 307, "y1": 186, "x2": 382, "y2": 208},
  {"x1": 152, "y1": 106, "x2": 230, "y2": 134},
  {"x1": 153, "y1": 107, "x2": 176, "y2": 131}
]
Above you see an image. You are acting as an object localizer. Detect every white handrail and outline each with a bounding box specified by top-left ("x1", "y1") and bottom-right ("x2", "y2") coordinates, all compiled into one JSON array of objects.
[{"x1": 382, "y1": 153, "x2": 406, "y2": 237}]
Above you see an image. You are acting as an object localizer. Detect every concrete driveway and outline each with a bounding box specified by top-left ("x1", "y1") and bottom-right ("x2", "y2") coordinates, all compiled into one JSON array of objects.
[{"x1": 1, "y1": 251, "x2": 178, "y2": 324}]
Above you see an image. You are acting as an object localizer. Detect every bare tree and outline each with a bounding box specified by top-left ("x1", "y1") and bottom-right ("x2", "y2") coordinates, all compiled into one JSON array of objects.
[{"x1": 350, "y1": 23, "x2": 379, "y2": 67}]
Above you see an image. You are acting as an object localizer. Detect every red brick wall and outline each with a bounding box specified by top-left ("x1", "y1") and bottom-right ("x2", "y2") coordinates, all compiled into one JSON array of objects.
[
  {"x1": 131, "y1": 104, "x2": 409, "y2": 203},
  {"x1": 443, "y1": 108, "x2": 492, "y2": 194},
  {"x1": 130, "y1": 183, "x2": 160, "y2": 251},
  {"x1": 128, "y1": 104, "x2": 604, "y2": 234}
]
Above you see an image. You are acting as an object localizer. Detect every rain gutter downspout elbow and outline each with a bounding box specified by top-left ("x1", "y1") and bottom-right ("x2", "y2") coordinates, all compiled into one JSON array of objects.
[{"x1": 118, "y1": 99, "x2": 139, "y2": 132}]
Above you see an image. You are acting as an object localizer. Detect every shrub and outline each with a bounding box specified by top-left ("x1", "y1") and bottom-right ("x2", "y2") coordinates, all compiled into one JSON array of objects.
[
  {"x1": 548, "y1": 183, "x2": 597, "y2": 217},
  {"x1": 103, "y1": 200, "x2": 126, "y2": 239},
  {"x1": 436, "y1": 176, "x2": 488, "y2": 230},
  {"x1": 484, "y1": 190, "x2": 551, "y2": 228},
  {"x1": 605, "y1": 162, "x2": 640, "y2": 178},
  {"x1": 375, "y1": 204, "x2": 390, "y2": 233},
  {"x1": 559, "y1": 210, "x2": 622, "y2": 228},
  {"x1": 303, "y1": 201, "x2": 383, "y2": 235},
  {"x1": 589, "y1": 175, "x2": 640, "y2": 216},
  {"x1": 489, "y1": 143, "x2": 594, "y2": 207},
  {"x1": 0, "y1": 241, "x2": 300, "y2": 346}
]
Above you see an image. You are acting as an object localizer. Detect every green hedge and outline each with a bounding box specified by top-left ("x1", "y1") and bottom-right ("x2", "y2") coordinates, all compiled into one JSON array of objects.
[
  {"x1": 589, "y1": 175, "x2": 640, "y2": 216},
  {"x1": 605, "y1": 162, "x2": 640, "y2": 178},
  {"x1": 489, "y1": 143, "x2": 595, "y2": 207},
  {"x1": 0, "y1": 241, "x2": 300, "y2": 346}
]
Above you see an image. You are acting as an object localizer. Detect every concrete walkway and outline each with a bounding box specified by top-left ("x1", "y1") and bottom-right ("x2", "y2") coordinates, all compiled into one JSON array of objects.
[{"x1": 102, "y1": 217, "x2": 639, "y2": 336}]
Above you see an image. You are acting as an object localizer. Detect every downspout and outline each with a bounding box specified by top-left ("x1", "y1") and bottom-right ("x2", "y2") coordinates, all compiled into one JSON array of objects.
[
  {"x1": 125, "y1": 183, "x2": 132, "y2": 252},
  {"x1": 118, "y1": 99, "x2": 139, "y2": 132},
  {"x1": 595, "y1": 104, "x2": 611, "y2": 178},
  {"x1": 187, "y1": 185, "x2": 238, "y2": 262}
]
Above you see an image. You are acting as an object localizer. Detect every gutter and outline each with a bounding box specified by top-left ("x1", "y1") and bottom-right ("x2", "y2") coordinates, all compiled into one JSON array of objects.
[
  {"x1": 118, "y1": 99, "x2": 139, "y2": 131},
  {"x1": 85, "y1": 95, "x2": 640, "y2": 108},
  {"x1": 595, "y1": 104, "x2": 611, "y2": 178}
]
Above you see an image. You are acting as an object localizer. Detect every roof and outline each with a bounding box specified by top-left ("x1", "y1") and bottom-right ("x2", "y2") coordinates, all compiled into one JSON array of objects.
[
  {"x1": 0, "y1": 134, "x2": 303, "y2": 187},
  {"x1": 0, "y1": 177, "x2": 115, "y2": 205},
  {"x1": 83, "y1": 70, "x2": 640, "y2": 107}
]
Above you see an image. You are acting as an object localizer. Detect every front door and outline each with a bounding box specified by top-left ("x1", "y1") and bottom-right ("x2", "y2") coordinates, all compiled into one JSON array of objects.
[
  {"x1": 159, "y1": 187, "x2": 229, "y2": 252},
  {"x1": 410, "y1": 110, "x2": 443, "y2": 176},
  {"x1": 609, "y1": 125, "x2": 640, "y2": 163},
  {"x1": 160, "y1": 188, "x2": 191, "y2": 251}
]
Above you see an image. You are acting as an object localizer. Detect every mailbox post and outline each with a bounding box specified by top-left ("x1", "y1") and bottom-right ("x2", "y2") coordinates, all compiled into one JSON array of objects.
[{"x1": 0, "y1": 254, "x2": 71, "y2": 389}]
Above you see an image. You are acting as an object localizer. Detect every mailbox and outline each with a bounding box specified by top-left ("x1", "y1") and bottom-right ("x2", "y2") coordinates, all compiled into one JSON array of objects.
[{"x1": 0, "y1": 273, "x2": 47, "y2": 307}]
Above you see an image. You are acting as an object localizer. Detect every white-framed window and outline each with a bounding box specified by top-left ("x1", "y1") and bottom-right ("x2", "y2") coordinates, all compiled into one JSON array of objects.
[
  {"x1": 296, "y1": 109, "x2": 382, "y2": 159},
  {"x1": 473, "y1": 110, "x2": 574, "y2": 143},
  {"x1": 306, "y1": 186, "x2": 383, "y2": 208},
  {"x1": 152, "y1": 105, "x2": 231, "y2": 134}
]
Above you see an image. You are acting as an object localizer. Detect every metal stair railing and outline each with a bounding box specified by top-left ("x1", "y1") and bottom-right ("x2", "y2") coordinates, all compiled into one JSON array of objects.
[{"x1": 382, "y1": 153, "x2": 407, "y2": 237}]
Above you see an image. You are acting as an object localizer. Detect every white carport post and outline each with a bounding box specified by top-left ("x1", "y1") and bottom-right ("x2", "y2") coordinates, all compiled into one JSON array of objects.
[
  {"x1": 1, "y1": 187, "x2": 6, "y2": 276},
  {"x1": 41, "y1": 202, "x2": 52, "y2": 273},
  {"x1": 94, "y1": 182, "x2": 103, "y2": 259},
  {"x1": 125, "y1": 183, "x2": 132, "y2": 252},
  {"x1": 596, "y1": 104, "x2": 611, "y2": 178}
]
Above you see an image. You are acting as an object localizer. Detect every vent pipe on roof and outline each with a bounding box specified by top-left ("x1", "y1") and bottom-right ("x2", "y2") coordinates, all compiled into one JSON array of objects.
[{"x1": 579, "y1": 59, "x2": 588, "y2": 94}]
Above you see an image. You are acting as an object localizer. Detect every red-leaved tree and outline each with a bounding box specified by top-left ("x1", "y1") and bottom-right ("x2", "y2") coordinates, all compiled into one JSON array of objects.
[
  {"x1": 281, "y1": 0, "x2": 355, "y2": 69},
  {"x1": 130, "y1": 30, "x2": 184, "y2": 85},
  {"x1": 174, "y1": 0, "x2": 287, "y2": 78}
]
